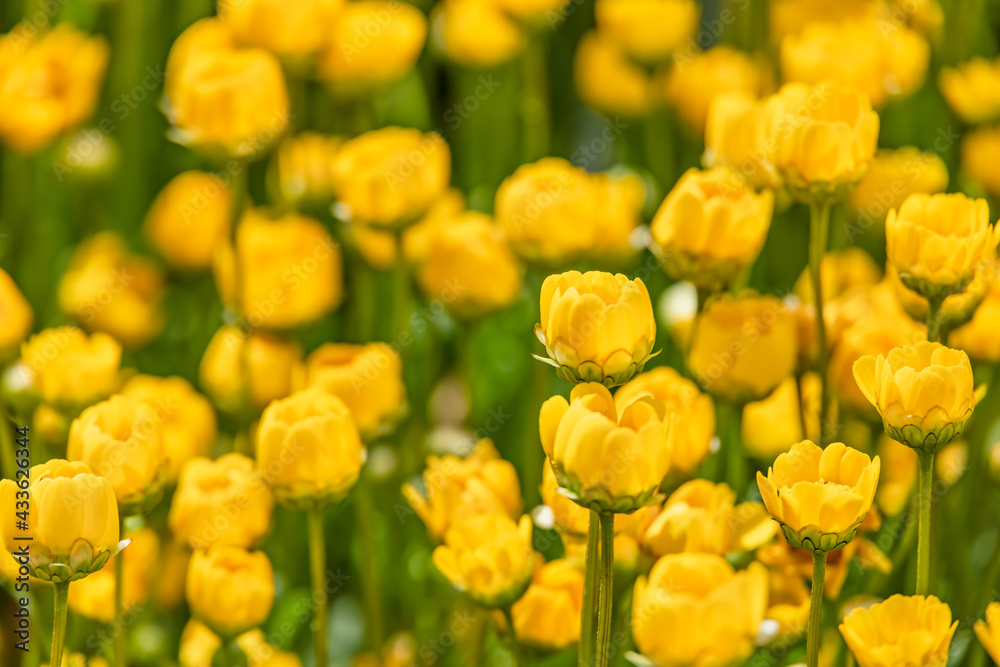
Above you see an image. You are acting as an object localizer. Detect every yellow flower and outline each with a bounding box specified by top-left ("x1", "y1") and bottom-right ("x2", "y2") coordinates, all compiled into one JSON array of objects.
[
  {"x1": 975, "y1": 602, "x2": 1000, "y2": 664},
  {"x1": 403, "y1": 439, "x2": 522, "y2": 539},
  {"x1": 0, "y1": 268, "x2": 32, "y2": 359},
  {"x1": 886, "y1": 193, "x2": 998, "y2": 300},
  {"x1": 874, "y1": 435, "x2": 917, "y2": 517},
  {"x1": 43, "y1": 655, "x2": 110, "y2": 667},
  {"x1": 347, "y1": 224, "x2": 399, "y2": 270},
  {"x1": 540, "y1": 462, "x2": 590, "y2": 537},
  {"x1": 764, "y1": 569, "x2": 811, "y2": 642},
  {"x1": 951, "y1": 280, "x2": 1000, "y2": 362},
  {"x1": 704, "y1": 92, "x2": 778, "y2": 190},
  {"x1": 68, "y1": 527, "x2": 159, "y2": 623},
  {"x1": 539, "y1": 382, "x2": 671, "y2": 512},
  {"x1": 120, "y1": 375, "x2": 218, "y2": 482},
  {"x1": 432, "y1": 513, "x2": 535, "y2": 607},
  {"x1": 854, "y1": 341, "x2": 980, "y2": 453},
  {"x1": 594, "y1": 0, "x2": 698, "y2": 64},
  {"x1": 664, "y1": 46, "x2": 771, "y2": 133},
  {"x1": 780, "y1": 19, "x2": 928, "y2": 108},
  {"x1": 688, "y1": 293, "x2": 798, "y2": 403},
  {"x1": 840, "y1": 594, "x2": 957, "y2": 667},
  {"x1": 179, "y1": 619, "x2": 222, "y2": 667},
  {"x1": 511, "y1": 559, "x2": 584, "y2": 650},
  {"x1": 614, "y1": 366, "x2": 715, "y2": 476},
  {"x1": 493, "y1": 0, "x2": 569, "y2": 20},
  {"x1": 186, "y1": 546, "x2": 274, "y2": 638},
  {"x1": 768, "y1": 0, "x2": 881, "y2": 45},
  {"x1": 412, "y1": 210, "x2": 523, "y2": 317},
  {"x1": 295, "y1": 342, "x2": 407, "y2": 439},
  {"x1": 236, "y1": 208, "x2": 343, "y2": 330},
  {"x1": 888, "y1": 263, "x2": 990, "y2": 334},
  {"x1": 256, "y1": 387, "x2": 364, "y2": 509},
  {"x1": 144, "y1": 171, "x2": 232, "y2": 271},
  {"x1": 400, "y1": 189, "x2": 466, "y2": 262},
  {"x1": 165, "y1": 45, "x2": 289, "y2": 159},
  {"x1": 238, "y1": 629, "x2": 304, "y2": 667},
  {"x1": 319, "y1": 1, "x2": 427, "y2": 88},
  {"x1": 939, "y1": 57, "x2": 1000, "y2": 124},
  {"x1": 67, "y1": 395, "x2": 167, "y2": 514},
  {"x1": 640, "y1": 480, "x2": 777, "y2": 557},
  {"x1": 962, "y1": 125, "x2": 1000, "y2": 197},
  {"x1": 574, "y1": 30, "x2": 653, "y2": 117},
  {"x1": 536, "y1": 271, "x2": 656, "y2": 387},
  {"x1": 765, "y1": 81, "x2": 880, "y2": 201},
  {"x1": 0, "y1": 460, "x2": 119, "y2": 583},
  {"x1": 219, "y1": 0, "x2": 342, "y2": 58},
  {"x1": 757, "y1": 440, "x2": 879, "y2": 552},
  {"x1": 20, "y1": 327, "x2": 121, "y2": 410},
  {"x1": 848, "y1": 148, "x2": 949, "y2": 219},
  {"x1": 743, "y1": 375, "x2": 824, "y2": 460},
  {"x1": 57, "y1": 233, "x2": 165, "y2": 348},
  {"x1": 330, "y1": 127, "x2": 450, "y2": 228},
  {"x1": 632, "y1": 554, "x2": 768, "y2": 667},
  {"x1": 154, "y1": 538, "x2": 192, "y2": 611},
  {"x1": 271, "y1": 132, "x2": 342, "y2": 206},
  {"x1": 199, "y1": 326, "x2": 303, "y2": 414},
  {"x1": 935, "y1": 440, "x2": 967, "y2": 487},
  {"x1": 169, "y1": 453, "x2": 274, "y2": 550},
  {"x1": 432, "y1": 0, "x2": 524, "y2": 68},
  {"x1": 0, "y1": 23, "x2": 108, "y2": 154},
  {"x1": 651, "y1": 166, "x2": 773, "y2": 291},
  {"x1": 164, "y1": 18, "x2": 235, "y2": 91}
]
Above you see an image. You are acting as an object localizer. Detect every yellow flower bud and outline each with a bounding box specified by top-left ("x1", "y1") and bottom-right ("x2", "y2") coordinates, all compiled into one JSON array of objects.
[
  {"x1": 20, "y1": 327, "x2": 121, "y2": 411},
  {"x1": 170, "y1": 453, "x2": 274, "y2": 550},
  {"x1": 975, "y1": 602, "x2": 1000, "y2": 664},
  {"x1": 165, "y1": 19, "x2": 235, "y2": 89},
  {"x1": 840, "y1": 595, "x2": 957, "y2": 667},
  {"x1": 403, "y1": 439, "x2": 522, "y2": 539},
  {"x1": 651, "y1": 166, "x2": 773, "y2": 291},
  {"x1": 962, "y1": 125, "x2": 1000, "y2": 198},
  {"x1": 939, "y1": 56, "x2": 1000, "y2": 125},
  {"x1": 0, "y1": 23, "x2": 108, "y2": 154},
  {"x1": 120, "y1": 375, "x2": 218, "y2": 482},
  {"x1": 200, "y1": 326, "x2": 303, "y2": 414},
  {"x1": 179, "y1": 619, "x2": 222, "y2": 667},
  {"x1": 951, "y1": 280, "x2": 1000, "y2": 362},
  {"x1": 400, "y1": 189, "x2": 465, "y2": 262},
  {"x1": 688, "y1": 293, "x2": 798, "y2": 403},
  {"x1": 886, "y1": 193, "x2": 998, "y2": 300},
  {"x1": 594, "y1": 0, "x2": 698, "y2": 64},
  {"x1": 848, "y1": 147, "x2": 948, "y2": 219},
  {"x1": 0, "y1": 460, "x2": 120, "y2": 583},
  {"x1": 68, "y1": 527, "x2": 159, "y2": 623},
  {"x1": 874, "y1": 435, "x2": 916, "y2": 517},
  {"x1": 664, "y1": 46, "x2": 771, "y2": 133},
  {"x1": 704, "y1": 92, "x2": 779, "y2": 190},
  {"x1": 765, "y1": 81, "x2": 879, "y2": 201},
  {"x1": 330, "y1": 127, "x2": 450, "y2": 227},
  {"x1": 614, "y1": 366, "x2": 715, "y2": 476},
  {"x1": 632, "y1": 554, "x2": 768, "y2": 667},
  {"x1": 219, "y1": 0, "x2": 342, "y2": 58},
  {"x1": 67, "y1": 395, "x2": 168, "y2": 514},
  {"x1": 511, "y1": 559, "x2": 584, "y2": 650},
  {"x1": 536, "y1": 271, "x2": 656, "y2": 387},
  {"x1": 57, "y1": 233, "x2": 165, "y2": 348},
  {"x1": 539, "y1": 382, "x2": 671, "y2": 512},
  {"x1": 186, "y1": 546, "x2": 274, "y2": 638},
  {"x1": 296, "y1": 342, "x2": 407, "y2": 439},
  {"x1": 0, "y1": 268, "x2": 32, "y2": 360},
  {"x1": 270, "y1": 132, "x2": 342, "y2": 206},
  {"x1": 574, "y1": 30, "x2": 653, "y2": 117},
  {"x1": 757, "y1": 440, "x2": 879, "y2": 552},
  {"x1": 319, "y1": 1, "x2": 427, "y2": 88},
  {"x1": 432, "y1": 513, "x2": 535, "y2": 607},
  {"x1": 888, "y1": 263, "x2": 990, "y2": 334},
  {"x1": 144, "y1": 171, "x2": 232, "y2": 271},
  {"x1": 432, "y1": 0, "x2": 524, "y2": 68},
  {"x1": 854, "y1": 341, "x2": 981, "y2": 453}
]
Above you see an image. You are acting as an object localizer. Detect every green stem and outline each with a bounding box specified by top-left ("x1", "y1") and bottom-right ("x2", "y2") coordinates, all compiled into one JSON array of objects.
[
  {"x1": 51, "y1": 582, "x2": 70, "y2": 667},
  {"x1": 521, "y1": 32, "x2": 550, "y2": 161},
  {"x1": 115, "y1": 515, "x2": 127, "y2": 667},
  {"x1": 926, "y1": 297, "x2": 942, "y2": 344},
  {"x1": 595, "y1": 512, "x2": 614, "y2": 667},
  {"x1": 308, "y1": 507, "x2": 329, "y2": 667},
  {"x1": 720, "y1": 401, "x2": 747, "y2": 495},
  {"x1": 0, "y1": 401, "x2": 16, "y2": 481},
  {"x1": 807, "y1": 550, "x2": 826, "y2": 667},
  {"x1": 355, "y1": 472, "x2": 384, "y2": 653},
  {"x1": 916, "y1": 451, "x2": 934, "y2": 595},
  {"x1": 392, "y1": 241, "x2": 411, "y2": 341},
  {"x1": 580, "y1": 510, "x2": 600, "y2": 667},
  {"x1": 502, "y1": 606, "x2": 523, "y2": 667},
  {"x1": 808, "y1": 202, "x2": 831, "y2": 445}
]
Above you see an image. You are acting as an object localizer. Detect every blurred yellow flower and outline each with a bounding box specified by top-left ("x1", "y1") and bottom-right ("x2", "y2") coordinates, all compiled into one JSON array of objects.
[
  {"x1": 0, "y1": 268, "x2": 32, "y2": 359},
  {"x1": 768, "y1": 0, "x2": 881, "y2": 45},
  {"x1": 614, "y1": 366, "x2": 714, "y2": 476},
  {"x1": 540, "y1": 462, "x2": 590, "y2": 537},
  {"x1": 43, "y1": 655, "x2": 110, "y2": 667},
  {"x1": 179, "y1": 618, "x2": 222, "y2": 667},
  {"x1": 704, "y1": 92, "x2": 778, "y2": 190},
  {"x1": 403, "y1": 439, "x2": 522, "y2": 539},
  {"x1": 200, "y1": 326, "x2": 303, "y2": 414},
  {"x1": 840, "y1": 594, "x2": 957, "y2": 667},
  {"x1": 888, "y1": 263, "x2": 990, "y2": 334},
  {"x1": 121, "y1": 375, "x2": 218, "y2": 482},
  {"x1": 271, "y1": 132, "x2": 342, "y2": 206},
  {"x1": 962, "y1": 124, "x2": 1000, "y2": 197},
  {"x1": 296, "y1": 342, "x2": 407, "y2": 439},
  {"x1": 58, "y1": 232, "x2": 165, "y2": 348},
  {"x1": 651, "y1": 166, "x2": 773, "y2": 291},
  {"x1": 874, "y1": 435, "x2": 917, "y2": 517},
  {"x1": 164, "y1": 18, "x2": 235, "y2": 90},
  {"x1": 187, "y1": 546, "x2": 274, "y2": 638},
  {"x1": 536, "y1": 271, "x2": 656, "y2": 387},
  {"x1": 169, "y1": 453, "x2": 274, "y2": 550},
  {"x1": 939, "y1": 56, "x2": 1000, "y2": 124},
  {"x1": 743, "y1": 375, "x2": 822, "y2": 459},
  {"x1": 757, "y1": 440, "x2": 879, "y2": 552},
  {"x1": 432, "y1": 513, "x2": 535, "y2": 607},
  {"x1": 975, "y1": 602, "x2": 1000, "y2": 664},
  {"x1": 154, "y1": 538, "x2": 192, "y2": 611},
  {"x1": 21, "y1": 327, "x2": 121, "y2": 410},
  {"x1": 238, "y1": 628, "x2": 304, "y2": 667},
  {"x1": 348, "y1": 224, "x2": 399, "y2": 270},
  {"x1": 219, "y1": 0, "x2": 342, "y2": 58},
  {"x1": 848, "y1": 147, "x2": 949, "y2": 219},
  {"x1": 935, "y1": 440, "x2": 967, "y2": 487},
  {"x1": 145, "y1": 171, "x2": 232, "y2": 271},
  {"x1": 0, "y1": 460, "x2": 119, "y2": 583},
  {"x1": 539, "y1": 382, "x2": 670, "y2": 512},
  {"x1": 432, "y1": 0, "x2": 525, "y2": 68},
  {"x1": 574, "y1": 30, "x2": 653, "y2": 117},
  {"x1": 688, "y1": 293, "x2": 798, "y2": 403},
  {"x1": 951, "y1": 281, "x2": 1000, "y2": 362},
  {"x1": 68, "y1": 527, "x2": 159, "y2": 623},
  {"x1": 632, "y1": 554, "x2": 767, "y2": 667},
  {"x1": 319, "y1": 1, "x2": 427, "y2": 88},
  {"x1": 764, "y1": 569, "x2": 811, "y2": 641},
  {"x1": 854, "y1": 341, "x2": 980, "y2": 452},
  {"x1": 594, "y1": 0, "x2": 698, "y2": 63},
  {"x1": 0, "y1": 23, "x2": 108, "y2": 154},
  {"x1": 511, "y1": 559, "x2": 584, "y2": 650}
]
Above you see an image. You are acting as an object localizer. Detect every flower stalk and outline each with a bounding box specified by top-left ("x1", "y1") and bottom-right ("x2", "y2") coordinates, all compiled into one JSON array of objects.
[
  {"x1": 115, "y1": 515, "x2": 127, "y2": 667},
  {"x1": 580, "y1": 509, "x2": 600, "y2": 667},
  {"x1": 916, "y1": 450, "x2": 934, "y2": 595},
  {"x1": 807, "y1": 549, "x2": 827, "y2": 667},
  {"x1": 808, "y1": 201, "x2": 831, "y2": 444},
  {"x1": 308, "y1": 507, "x2": 329, "y2": 667},
  {"x1": 595, "y1": 512, "x2": 615, "y2": 667},
  {"x1": 51, "y1": 582, "x2": 70, "y2": 667}
]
